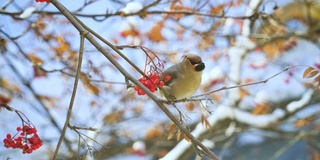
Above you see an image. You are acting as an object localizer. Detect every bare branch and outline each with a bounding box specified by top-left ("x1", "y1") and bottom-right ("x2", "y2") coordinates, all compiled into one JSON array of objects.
[
  {"x1": 194, "y1": 66, "x2": 292, "y2": 98},
  {"x1": 52, "y1": 27, "x2": 85, "y2": 159}
]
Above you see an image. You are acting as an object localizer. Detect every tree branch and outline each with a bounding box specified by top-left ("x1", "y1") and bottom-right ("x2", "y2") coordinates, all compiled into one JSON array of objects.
[{"x1": 52, "y1": 28, "x2": 85, "y2": 159}]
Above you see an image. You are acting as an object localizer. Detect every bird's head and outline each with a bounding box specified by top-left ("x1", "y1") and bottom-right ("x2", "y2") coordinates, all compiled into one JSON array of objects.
[{"x1": 181, "y1": 54, "x2": 205, "y2": 72}]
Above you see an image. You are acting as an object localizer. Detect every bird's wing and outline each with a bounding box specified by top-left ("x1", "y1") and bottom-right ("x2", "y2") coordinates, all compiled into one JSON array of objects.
[{"x1": 163, "y1": 64, "x2": 179, "y2": 86}]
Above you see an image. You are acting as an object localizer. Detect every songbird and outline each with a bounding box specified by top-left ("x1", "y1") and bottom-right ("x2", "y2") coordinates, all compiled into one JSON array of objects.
[{"x1": 161, "y1": 54, "x2": 205, "y2": 100}]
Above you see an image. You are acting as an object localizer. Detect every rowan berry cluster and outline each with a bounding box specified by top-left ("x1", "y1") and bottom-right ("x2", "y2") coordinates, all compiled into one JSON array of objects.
[
  {"x1": 3, "y1": 125, "x2": 43, "y2": 154},
  {"x1": 35, "y1": 0, "x2": 50, "y2": 3},
  {"x1": 134, "y1": 73, "x2": 171, "y2": 95}
]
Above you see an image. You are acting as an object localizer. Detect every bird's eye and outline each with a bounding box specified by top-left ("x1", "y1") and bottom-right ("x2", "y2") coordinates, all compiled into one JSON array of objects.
[{"x1": 188, "y1": 59, "x2": 199, "y2": 65}]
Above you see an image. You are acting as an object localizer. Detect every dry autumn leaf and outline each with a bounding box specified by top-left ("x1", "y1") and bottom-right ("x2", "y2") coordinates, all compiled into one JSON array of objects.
[
  {"x1": 303, "y1": 67, "x2": 320, "y2": 88},
  {"x1": 210, "y1": 5, "x2": 224, "y2": 15},
  {"x1": 304, "y1": 68, "x2": 319, "y2": 78},
  {"x1": 0, "y1": 36, "x2": 7, "y2": 52},
  {"x1": 295, "y1": 117, "x2": 312, "y2": 128},
  {"x1": 55, "y1": 35, "x2": 78, "y2": 64},
  {"x1": 145, "y1": 127, "x2": 164, "y2": 141},
  {"x1": 312, "y1": 75, "x2": 320, "y2": 87},
  {"x1": 103, "y1": 110, "x2": 125, "y2": 124},
  {"x1": 186, "y1": 102, "x2": 195, "y2": 111},
  {"x1": 120, "y1": 29, "x2": 140, "y2": 38},
  {"x1": 167, "y1": 123, "x2": 177, "y2": 140},
  {"x1": 168, "y1": 0, "x2": 191, "y2": 19},
  {"x1": 27, "y1": 53, "x2": 44, "y2": 66},
  {"x1": 183, "y1": 133, "x2": 190, "y2": 142},
  {"x1": 176, "y1": 129, "x2": 182, "y2": 141},
  {"x1": 201, "y1": 114, "x2": 210, "y2": 128},
  {"x1": 252, "y1": 103, "x2": 270, "y2": 115},
  {"x1": 262, "y1": 40, "x2": 284, "y2": 59},
  {"x1": 1, "y1": 78, "x2": 11, "y2": 89},
  {"x1": 80, "y1": 73, "x2": 100, "y2": 95},
  {"x1": 239, "y1": 88, "x2": 249, "y2": 99},
  {"x1": 147, "y1": 22, "x2": 166, "y2": 42},
  {"x1": 1, "y1": 78, "x2": 20, "y2": 93}
]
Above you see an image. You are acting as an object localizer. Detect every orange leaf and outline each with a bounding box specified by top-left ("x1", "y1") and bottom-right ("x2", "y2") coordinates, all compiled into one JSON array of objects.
[
  {"x1": 147, "y1": 23, "x2": 165, "y2": 42},
  {"x1": 239, "y1": 89, "x2": 249, "y2": 99},
  {"x1": 27, "y1": 53, "x2": 44, "y2": 66},
  {"x1": 80, "y1": 73, "x2": 100, "y2": 95},
  {"x1": 209, "y1": 93, "x2": 222, "y2": 102},
  {"x1": 243, "y1": 78, "x2": 254, "y2": 83},
  {"x1": 295, "y1": 118, "x2": 312, "y2": 127},
  {"x1": 90, "y1": 100, "x2": 98, "y2": 107},
  {"x1": 1, "y1": 78, "x2": 20, "y2": 93},
  {"x1": 303, "y1": 67, "x2": 315, "y2": 78},
  {"x1": 167, "y1": 123, "x2": 176, "y2": 140},
  {"x1": 88, "y1": 84, "x2": 100, "y2": 95},
  {"x1": 1, "y1": 78, "x2": 10, "y2": 89},
  {"x1": 145, "y1": 127, "x2": 163, "y2": 141},
  {"x1": 186, "y1": 102, "x2": 195, "y2": 111},
  {"x1": 33, "y1": 66, "x2": 47, "y2": 78},
  {"x1": 210, "y1": 5, "x2": 224, "y2": 15},
  {"x1": 183, "y1": 133, "x2": 190, "y2": 142},
  {"x1": 252, "y1": 104, "x2": 270, "y2": 115},
  {"x1": 201, "y1": 115, "x2": 210, "y2": 128},
  {"x1": 305, "y1": 70, "x2": 319, "y2": 78},
  {"x1": 55, "y1": 35, "x2": 73, "y2": 57},
  {"x1": 263, "y1": 40, "x2": 284, "y2": 59},
  {"x1": 34, "y1": 20, "x2": 46, "y2": 30},
  {"x1": 312, "y1": 75, "x2": 320, "y2": 83},
  {"x1": 176, "y1": 129, "x2": 182, "y2": 141},
  {"x1": 0, "y1": 37, "x2": 7, "y2": 52},
  {"x1": 168, "y1": 1, "x2": 189, "y2": 19},
  {"x1": 37, "y1": 95, "x2": 59, "y2": 108},
  {"x1": 120, "y1": 29, "x2": 139, "y2": 38},
  {"x1": 103, "y1": 110, "x2": 124, "y2": 124}
]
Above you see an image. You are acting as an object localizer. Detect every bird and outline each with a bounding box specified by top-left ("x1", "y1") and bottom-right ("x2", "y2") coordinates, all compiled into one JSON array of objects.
[{"x1": 160, "y1": 54, "x2": 205, "y2": 100}]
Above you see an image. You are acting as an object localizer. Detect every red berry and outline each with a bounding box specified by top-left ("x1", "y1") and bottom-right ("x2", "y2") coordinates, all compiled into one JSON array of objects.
[
  {"x1": 153, "y1": 79, "x2": 160, "y2": 84},
  {"x1": 150, "y1": 87, "x2": 156, "y2": 92},
  {"x1": 6, "y1": 134, "x2": 11, "y2": 139},
  {"x1": 165, "y1": 75, "x2": 171, "y2": 81},
  {"x1": 137, "y1": 89, "x2": 145, "y2": 95},
  {"x1": 23, "y1": 125, "x2": 29, "y2": 131}
]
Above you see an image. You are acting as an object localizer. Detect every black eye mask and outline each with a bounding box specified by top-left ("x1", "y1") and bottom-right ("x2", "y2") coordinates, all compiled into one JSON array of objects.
[{"x1": 189, "y1": 59, "x2": 199, "y2": 65}]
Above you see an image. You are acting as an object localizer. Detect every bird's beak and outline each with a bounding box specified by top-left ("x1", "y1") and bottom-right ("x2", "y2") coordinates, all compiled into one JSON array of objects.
[{"x1": 195, "y1": 62, "x2": 205, "y2": 71}]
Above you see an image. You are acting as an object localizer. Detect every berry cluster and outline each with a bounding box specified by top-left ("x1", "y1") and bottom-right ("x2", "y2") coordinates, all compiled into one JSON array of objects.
[
  {"x1": 3, "y1": 125, "x2": 43, "y2": 154},
  {"x1": 134, "y1": 73, "x2": 171, "y2": 95},
  {"x1": 35, "y1": 0, "x2": 50, "y2": 3}
]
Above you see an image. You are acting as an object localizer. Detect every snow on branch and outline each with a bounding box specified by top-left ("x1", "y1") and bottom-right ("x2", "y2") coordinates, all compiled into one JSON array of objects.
[
  {"x1": 163, "y1": 88, "x2": 314, "y2": 159},
  {"x1": 286, "y1": 89, "x2": 314, "y2": 113}
]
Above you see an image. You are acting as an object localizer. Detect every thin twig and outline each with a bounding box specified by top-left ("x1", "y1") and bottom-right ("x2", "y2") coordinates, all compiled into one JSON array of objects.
[
  {"x1": 52, "y1": 29, "x2": 85, "y2": 159},
  {"x1": 0, "y1": 8, "x2": 254, "y2": 20},
  {"x1": 268, "y1": 132, "x2": 303, "y2": 160},
  {"x1": 0, "y1": 103, "x2": 16, "y2": 112},
  {"x1": 68, "y1": 124, "x2": 100, "y2": 132},
  {"x1": 194, "y1": 66, "x2": 292, "y2": 98}
]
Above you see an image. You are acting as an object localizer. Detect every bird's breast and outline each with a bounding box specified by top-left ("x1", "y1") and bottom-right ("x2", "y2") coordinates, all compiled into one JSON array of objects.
[{"x1": 167, "y1": 72, "x2": 202, "y2": 99}]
